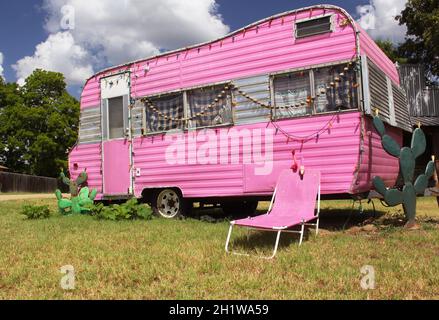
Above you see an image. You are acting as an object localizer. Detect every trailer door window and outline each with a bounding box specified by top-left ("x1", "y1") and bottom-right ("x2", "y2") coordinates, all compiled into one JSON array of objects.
[
  {"x1": 314, "y1": 64, "x2": 358, "y2": 113},
  {"x1": 108, "y1": 96, "x2": 125, "y2": 139},
  {"x1": 273, "y1": 71, "x2": 312, "y2": 119},
  {"x1": 188, "y1": 85, "x2": 232, "y2": 128},
  {"x1": 145, "y1": 93, "x2": 184, "y2": 133}
]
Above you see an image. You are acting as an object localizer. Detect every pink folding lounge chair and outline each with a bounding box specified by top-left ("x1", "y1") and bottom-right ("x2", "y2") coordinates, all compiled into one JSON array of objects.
[{"x1": 225, "y1": 169, "x2": 321, "y2": 259}]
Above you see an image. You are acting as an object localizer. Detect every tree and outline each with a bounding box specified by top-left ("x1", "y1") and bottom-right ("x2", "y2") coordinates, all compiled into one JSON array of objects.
[
  {"x1": 396, "y1": 0, "x2": 439, "y2": 80},
  {"x1": 375, "y1": 40, "x2": 407, "y2": 64},
  {"x1": 0, "y1": 69, "x2": 79, "y2": 177}
]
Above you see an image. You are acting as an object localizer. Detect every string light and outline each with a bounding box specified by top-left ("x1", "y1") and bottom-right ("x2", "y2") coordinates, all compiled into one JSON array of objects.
[
  {"x1": 271, "y1": 110, "x2": 340, "y2": 143},
  {"x1": 136, "y1": 59, "x2": 357, "y2": 123}
]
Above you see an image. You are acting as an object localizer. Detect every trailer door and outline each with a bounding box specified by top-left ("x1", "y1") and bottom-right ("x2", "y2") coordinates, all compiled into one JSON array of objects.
[{"x1": 101, "y1": 73, "x2": 132, "y2": 196}]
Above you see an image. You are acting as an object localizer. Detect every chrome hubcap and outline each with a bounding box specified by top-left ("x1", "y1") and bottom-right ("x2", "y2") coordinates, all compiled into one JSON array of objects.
[{"x1": 157, "y1": 189, "x2": 180, "y2": 218}]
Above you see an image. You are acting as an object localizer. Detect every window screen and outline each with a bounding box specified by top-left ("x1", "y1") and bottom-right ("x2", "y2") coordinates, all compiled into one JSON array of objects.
[
  {"x1": 108, "y1": 96, "x2": 124, "y2": 139},
  {"x1": 188, "y1": 86, "x2": 232, "y2": 128},
  {"x1": 273, "y1": 71, "x2": 312, "y2": 119},
  {"x1": 145, "y1": 93, "x2": 184, "y2": 132},
  {"x1": 314, "y1": 64, "x2": 358, "y2": 113},
  {"x1": 296, "y1": 16, "x2": 332, "y2": 38}
]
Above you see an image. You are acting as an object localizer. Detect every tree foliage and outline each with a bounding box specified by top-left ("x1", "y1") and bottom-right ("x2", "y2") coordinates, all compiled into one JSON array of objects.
[
  {"x1": 396, "y1": 0, "x2": 439, "y2": 78},
  {"x1": 375, "y1": 40, "x2": 408, "y2": 65},
  {"x1": 0, "y1": 69, "x2": 79, "y2": 177}
]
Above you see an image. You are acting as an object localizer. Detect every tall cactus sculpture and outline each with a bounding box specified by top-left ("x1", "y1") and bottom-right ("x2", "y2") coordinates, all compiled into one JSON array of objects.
[
  {"x1": 372, "y1": 115, "x2": 435, "y2": 227},
  {"x1": 55, "y1": 170, "x2": 97, "y2": 215}
]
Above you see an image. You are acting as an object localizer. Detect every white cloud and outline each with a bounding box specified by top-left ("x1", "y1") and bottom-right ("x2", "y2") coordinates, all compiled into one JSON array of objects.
[
  {"x1": 13, "y1": 32, "x2": 94, "y2": 85},
  {"x1": 0, "y1": 52, "x2": 4, "y2": 79},
  {"x1": 14, "y1": 0, "x2": 229, "y2": 86},
  {"x1": 356, "y1": 0, "x2": 407, "y2": 44}
]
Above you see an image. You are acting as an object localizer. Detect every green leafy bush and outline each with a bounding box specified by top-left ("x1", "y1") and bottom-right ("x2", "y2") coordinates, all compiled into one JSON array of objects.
[
  {"x1": 88, "y1": 198, "x2": 153, "y2": 221},
  {"x1": 21, "y1": 205, "x2": 52, "y2": 220}
]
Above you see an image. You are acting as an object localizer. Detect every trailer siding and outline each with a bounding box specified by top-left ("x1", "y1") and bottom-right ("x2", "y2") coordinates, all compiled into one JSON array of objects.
[
  {"x1": 80, "y1": 7, "x2": 358, "y2": 110},
  {"x1": 358, "y1": 24, "x2": 400, "y2": 85},
  {"x1": 68, "y1": 143, "x2": 103, "y2": 195},
  {"x1": 132, "y1": 111, "x2": 362, "y2": 198},
  {"x1": 354, "y1": 116, "x2": 402, "y2": 193}
]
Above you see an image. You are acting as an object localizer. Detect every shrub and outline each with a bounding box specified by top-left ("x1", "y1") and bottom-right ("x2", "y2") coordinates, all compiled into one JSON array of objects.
[
  {"x1": 88, "y1": 198, "x2": 153, "y2": 221},
  {"x1": 21, "y1": 205, "x2": 52, "y2": 220}
]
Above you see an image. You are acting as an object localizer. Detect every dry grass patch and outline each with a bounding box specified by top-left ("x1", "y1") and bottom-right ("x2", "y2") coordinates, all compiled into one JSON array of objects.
[{"x1": 0, "y1": 197, "x2": 438, "y2": 299}]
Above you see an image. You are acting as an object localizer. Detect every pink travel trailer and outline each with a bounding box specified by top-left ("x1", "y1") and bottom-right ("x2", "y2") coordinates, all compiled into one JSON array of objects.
[{"x1": 69, "y1": 4, "x2": 411, "y2": 218}]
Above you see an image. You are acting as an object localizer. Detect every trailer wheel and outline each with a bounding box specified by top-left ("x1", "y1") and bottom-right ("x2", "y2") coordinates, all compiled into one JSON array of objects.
[
  {"x1": 152, "y1": 189, "x2": 185, "y2": 219},
  {"x1": 221, "y1": 200, "x2": 259, "y2": 217}
]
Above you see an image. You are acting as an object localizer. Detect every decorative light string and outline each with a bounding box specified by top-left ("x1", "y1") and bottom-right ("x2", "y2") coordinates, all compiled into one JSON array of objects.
[
  {"x1": 137, "y1": 59, "x2": 358, "y2": 124},
  {"x1": 270, "y1": 110, "x2": 340, "y2": 143},
  {"x1": 233, "y1": 59, "x2": 358, "y2": 110},
  {"x1": 139, "y1": 84, "x2": 231, "y2": 122}
]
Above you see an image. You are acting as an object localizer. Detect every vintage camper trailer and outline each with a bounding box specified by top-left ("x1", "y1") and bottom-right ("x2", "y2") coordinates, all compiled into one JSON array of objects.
[{"x1": 69, "y1": 4, "x2": 411, "y2": 218}]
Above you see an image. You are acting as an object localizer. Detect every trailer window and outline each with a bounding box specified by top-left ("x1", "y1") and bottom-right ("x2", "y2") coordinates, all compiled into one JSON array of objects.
[
  {"x1": 273, "y1": 71, "x2": 312, "y2": 118},
  {"x1": 108, "y1": 96, "x2": 125, "y2": 139},
  {"x1": 295, "y1": 16, "x2": 332, "y2": 39},
  {"x1": 188, "y1": 85, "x2": 233, "y2": 128},
  {"x1": 145, "y1": 93, "x2": 184, "y2": 133},
  {"x1": 314, "y1": 64, "x2": 358, "y2": 113}
]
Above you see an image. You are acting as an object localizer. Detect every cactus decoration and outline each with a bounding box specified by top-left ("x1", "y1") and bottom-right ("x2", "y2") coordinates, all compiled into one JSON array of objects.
[
  {"x1": 372, "y1": 115, "x2": 435, "y2": 227},
  {"x1": 55, "y1": 170, "x2": 97, "y2": 215}
]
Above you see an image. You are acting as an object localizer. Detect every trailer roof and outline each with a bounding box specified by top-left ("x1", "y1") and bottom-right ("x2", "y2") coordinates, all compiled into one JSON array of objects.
[{"x1": 88, "y1": 4, "x2": 358, "y2": 81}]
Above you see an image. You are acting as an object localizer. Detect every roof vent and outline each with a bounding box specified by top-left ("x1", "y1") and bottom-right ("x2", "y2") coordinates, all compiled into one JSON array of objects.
[{"x1": 295, "y1": 15, "x2": 332, "y2": 39}]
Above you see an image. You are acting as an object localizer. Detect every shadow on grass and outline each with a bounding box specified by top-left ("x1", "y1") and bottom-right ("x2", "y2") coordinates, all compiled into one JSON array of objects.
[
  {"x1": 229, "y1": 227, "x2": 311, "y2": 253},
  {"x1": 188, "y1": 205, "x2": 390, "y2": 230},
  {"x1": 189, "y1": 202, "x2": 439, "y2": 251}
]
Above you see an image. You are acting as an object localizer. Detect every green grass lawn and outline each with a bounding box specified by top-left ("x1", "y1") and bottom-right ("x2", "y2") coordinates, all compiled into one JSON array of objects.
[{"x1": 0, "y1": 197, "x2": 438, "y2": 299}]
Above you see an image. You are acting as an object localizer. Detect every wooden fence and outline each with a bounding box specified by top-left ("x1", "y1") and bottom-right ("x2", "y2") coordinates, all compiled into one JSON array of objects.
[{"x1": 0, "y1": 172, "x2": 59, "y2": 193}]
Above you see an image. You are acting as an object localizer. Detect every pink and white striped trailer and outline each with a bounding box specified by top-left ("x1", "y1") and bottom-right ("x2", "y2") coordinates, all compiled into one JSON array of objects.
[{"x1": 69, "y1": 4, "x2": 411, "y2": 218}]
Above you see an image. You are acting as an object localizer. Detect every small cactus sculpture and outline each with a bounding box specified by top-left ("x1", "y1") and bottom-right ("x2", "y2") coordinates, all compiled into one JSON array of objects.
[
  {"x1": 55, "y1": 170, "x2": 97, "y2": 215},
  {"x1": 372, "y1": 115, "x2": 435, "y2": 227}
]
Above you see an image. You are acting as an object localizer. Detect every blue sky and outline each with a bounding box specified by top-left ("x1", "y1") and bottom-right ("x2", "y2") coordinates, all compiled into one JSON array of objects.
[{"x1": 0, "y1": 1, "x2": 406, "y2": 97}]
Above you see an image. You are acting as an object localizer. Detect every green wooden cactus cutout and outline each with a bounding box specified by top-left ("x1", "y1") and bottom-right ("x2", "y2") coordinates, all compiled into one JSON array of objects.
[
  {"x1": 372, "y1": 116, "x2": 434, "y2": 226},
  {"x1": 55, "y1": 170, "x2": 97, "y2": 215}
]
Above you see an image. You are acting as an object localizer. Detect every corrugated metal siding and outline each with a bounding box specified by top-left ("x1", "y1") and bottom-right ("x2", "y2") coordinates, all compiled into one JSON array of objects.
[
  {"x1": 269, "y1": 112, "x2": 362, "y2": 194},
  {"x1": 131, "y1": 100, "x2": 144, "y2": 137},
  {"x1": 399, "y1": 64, "x2": 427, "y2": 116},
  {"x1": 79, "y1": 7, "x2": 357, "y2": 111},
  {"x1": 366, "y1": 58, "x2": 412, "y2": 132},
  {"x1": 80, "y1": 76, "x2": 101, "y2": 109},
  {"x1": 354, "y1": 117, "x2": 402, "y2": 193},
  {"x1": 233, "y1": 75, "x2": 271, "y2": 124},
  {"x1": 392, "y1": 83, "x2": 412, "y2": 131},
  {"x1": 411, "y1": 116, "x2": 439, "y2": 127},
  {"x1": 368, "y1": 58, "x2": 390, "y2": 120},
  {"x1": 78, "y1": 106, "x2": 101, "y2": 143},
  {"x1": 399, "y1": 64, "x2": 439, "y2": 119},
  {"x1": 358, "y1": 24, "x2": 400, "y2": 85},
  {"x1": 68, "y1": 143, "x2": 103, "y2": 194},
  {"x1": 132, "y1": 111, "x2": 362, "y2": 198}
]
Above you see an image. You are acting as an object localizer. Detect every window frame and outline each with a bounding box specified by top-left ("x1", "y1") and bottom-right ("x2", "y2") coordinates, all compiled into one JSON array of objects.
[
  {"x1": 294, "y1": 14, "x2": 334, "y2": 39},
  {"x1": 102, "y1": 94, "x2": 130, "y2": 141},
  {"x1": 269, "y1": 60, "x2": 361, "y2": 120},
  {"x1": 141, "y1": 81, "x2": 234, "y2": 136},
  {"x1": 143, "y1": 91, "x2": 186, "y2": 136},
  {"x1": 186, "y1": 84, "x2": 234, "y2": 130},
  {"x1": 272, "y1": 69, "x2": 314, "y2": 120}
]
